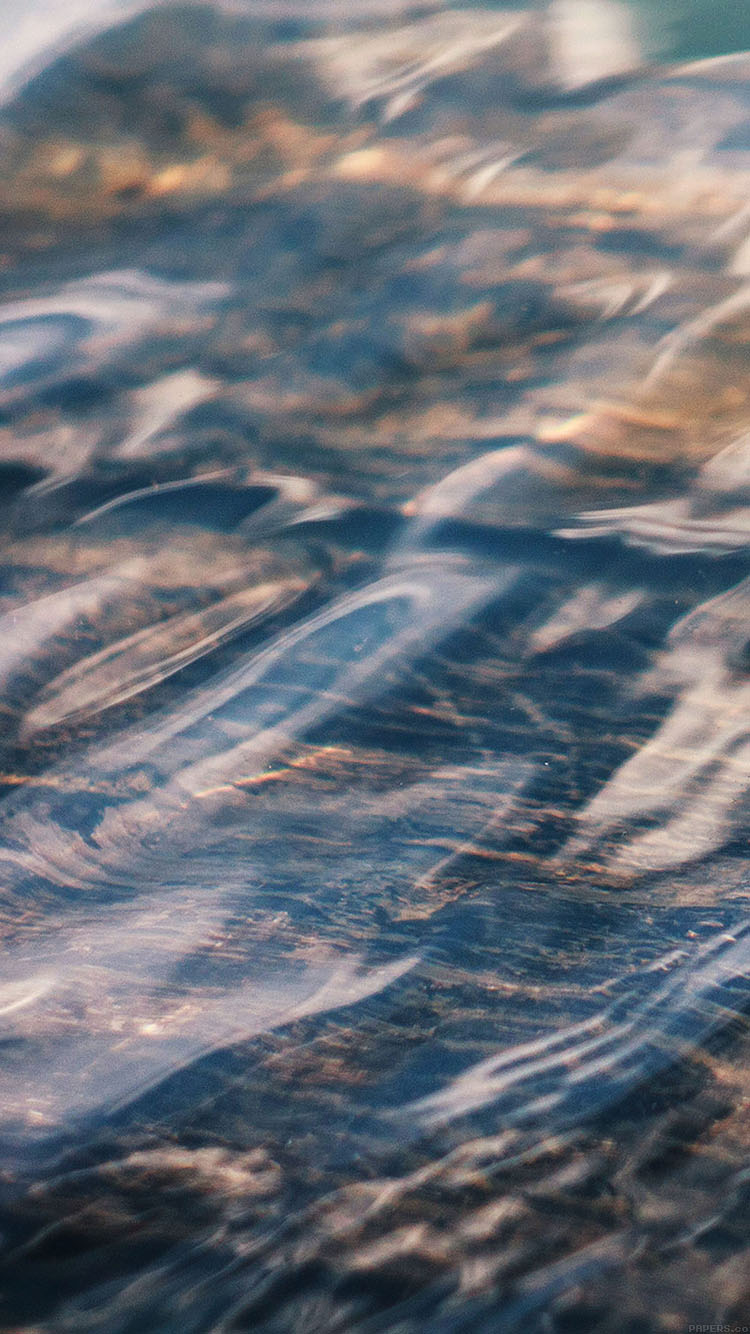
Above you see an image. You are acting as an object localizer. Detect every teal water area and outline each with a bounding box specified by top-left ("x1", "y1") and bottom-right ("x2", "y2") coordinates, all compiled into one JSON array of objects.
[
  {"x1": 484, "y1": 0, "x2": 750, "y2": 61},
  {"x1": 634, "y1": 0, "x2": 750, "y2": 60}
]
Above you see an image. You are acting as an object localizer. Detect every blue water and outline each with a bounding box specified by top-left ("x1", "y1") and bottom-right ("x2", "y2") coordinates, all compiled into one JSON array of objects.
[{"x1": 0, "y1": 3, "x2": 749, "y2": 1330}]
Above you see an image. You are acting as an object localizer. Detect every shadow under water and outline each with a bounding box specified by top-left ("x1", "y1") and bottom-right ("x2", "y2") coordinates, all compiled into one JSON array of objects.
[{"x1": 0, "y1": 1, "x2": 749, "y2": 1330}]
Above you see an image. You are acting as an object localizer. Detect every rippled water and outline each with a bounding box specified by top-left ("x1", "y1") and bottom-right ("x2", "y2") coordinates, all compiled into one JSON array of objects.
[{"x1": 1, "y1": 2, "x2": 750, "y2": 1330}]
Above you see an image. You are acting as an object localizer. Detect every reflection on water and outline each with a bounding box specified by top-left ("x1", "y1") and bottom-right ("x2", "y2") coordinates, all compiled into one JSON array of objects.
[{"x1": 0, "y1": 1, "x2": 750, "y2": 1330}]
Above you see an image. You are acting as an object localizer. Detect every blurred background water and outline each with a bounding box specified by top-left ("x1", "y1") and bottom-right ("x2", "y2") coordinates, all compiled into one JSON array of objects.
[{"x1": 634, "y1": 0, "x2": 750, "y2": 60}]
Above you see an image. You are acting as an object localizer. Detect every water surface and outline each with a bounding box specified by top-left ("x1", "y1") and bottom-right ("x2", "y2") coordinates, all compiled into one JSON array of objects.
[{"x1": 1, "y1": 1, "x2": 750, "y2": 1330}]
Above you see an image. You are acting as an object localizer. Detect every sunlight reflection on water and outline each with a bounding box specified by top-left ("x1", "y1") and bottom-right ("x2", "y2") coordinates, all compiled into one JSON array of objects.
[{"x1": 0, "y1": 2, "x2": 749, "y2": 1330}]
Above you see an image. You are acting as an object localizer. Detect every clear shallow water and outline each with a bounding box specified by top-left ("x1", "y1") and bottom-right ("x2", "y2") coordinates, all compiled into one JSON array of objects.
[{"x1": 0, "y1": 2, "x2": 750, "y2": 1330}]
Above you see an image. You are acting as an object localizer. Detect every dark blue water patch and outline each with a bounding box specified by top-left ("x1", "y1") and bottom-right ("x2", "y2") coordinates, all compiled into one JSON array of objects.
[
  {"x1": 9, "y1": 467, "x2": 164, "y2": 533},
  {"x1": 282, "y1": 184, "x2": 434, "y2": 272},
  {"x1": 429, "y1": 521, "x2": 750, "y2": 597},
  {"x1": 74, "y1": 478, "x2": 280, "y2": 534},
  {"x1": 594, "y1": 226, "x2": 689, "y2": 263},
  {"x1": 0, "y1": 462, "x2": 46, "y2": 501},
  {"x1": 35, "y1": 374, "x2": 120, "y2": 413},
  {"x1": 289, "y1": 506, "x2": 406, "y2": 554}
]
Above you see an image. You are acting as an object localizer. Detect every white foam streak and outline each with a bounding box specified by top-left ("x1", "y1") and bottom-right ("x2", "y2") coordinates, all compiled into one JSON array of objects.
[
  {"x1": 307, "y1": 10, "x2": 526, "y2": 119},
  {"x1": 24, "y1": 578, "x2": 307, "y2": 735},
  {"x1": 90, "y1": 558, "x2": 505, "y2": 784},
  {"x1": 646, "y1": 282, "x2": 750, "y2": 386},
  {"x1": 0, "y1": 885, "x2": 417, "y2": 1137},
  {"x1": 561, "y1": 270, "x2": 672, "y2": 320},
  {"x1": 0, "y1": 565, "x2": 146, "y2": 692},
  {"x1": 546, "y1": 0, "x2": 642, "y2": 93},
  {"x1": 562, "y1": 577, "x2": 750, "y2": 873},
  {"x1": 409, "y1": 923, "x2": 750, "y2": 1129},
  {"x1": 112, "y1": 371, "x2": 220, "y2": 461},
  {"x1": 529, "y1": 583, "x2": 643, "y2": 654},
  {"x1": 0, "y1": 0, "x2": 149, "y2": 106},
  {"x1": 0, "y1": 271, "x2": 226, "y2": 405}
]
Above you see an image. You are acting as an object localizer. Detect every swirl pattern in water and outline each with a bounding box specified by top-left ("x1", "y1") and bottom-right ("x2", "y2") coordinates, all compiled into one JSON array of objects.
[{"x1": 0, "y1": 1, "x2": 749, "y2": 1330}]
